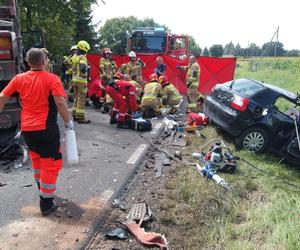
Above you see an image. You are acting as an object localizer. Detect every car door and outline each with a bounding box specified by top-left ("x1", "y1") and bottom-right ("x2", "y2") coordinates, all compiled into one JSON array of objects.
[{"x1": 270, "y1": 96, "x2": 296, "y2": 150}]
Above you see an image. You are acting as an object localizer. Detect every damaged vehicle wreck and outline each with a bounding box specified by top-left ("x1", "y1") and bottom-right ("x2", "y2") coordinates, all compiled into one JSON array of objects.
[{"x1": 204, "y1": 78, "x2": 300, "y2": 165}]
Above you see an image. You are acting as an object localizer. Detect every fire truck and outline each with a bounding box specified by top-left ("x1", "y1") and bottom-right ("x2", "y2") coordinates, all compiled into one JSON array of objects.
[
  {"x1": 0, "y1": 0, "x2": 44, "y2": 129},
  {"x1": 127, "y1": 27, "x2": 189, "y2": 58}
]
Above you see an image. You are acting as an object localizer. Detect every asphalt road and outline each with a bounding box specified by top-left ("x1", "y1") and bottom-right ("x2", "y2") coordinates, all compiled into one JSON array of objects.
[{"x1": 0, "y1": 107, "x2": 163, "y2": 250}]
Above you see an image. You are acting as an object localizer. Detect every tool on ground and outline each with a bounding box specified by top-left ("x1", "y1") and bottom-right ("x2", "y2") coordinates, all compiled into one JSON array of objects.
[{"x1": 193, "y1": 139, "x2": 239, "y2": 190}]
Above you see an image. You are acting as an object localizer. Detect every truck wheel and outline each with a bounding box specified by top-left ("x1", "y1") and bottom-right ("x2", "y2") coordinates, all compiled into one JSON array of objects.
[{"x1": 235, "y1": 127, "x2": 269, "y2": 153}]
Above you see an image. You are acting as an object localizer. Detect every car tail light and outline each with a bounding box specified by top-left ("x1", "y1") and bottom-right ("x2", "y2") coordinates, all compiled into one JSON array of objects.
[
  {"x1": 230, "y1": 94, "x2": 249, "y2": 111},
  {"x1": 0, "y1": 33, "x2": 12, "y2": 60}
]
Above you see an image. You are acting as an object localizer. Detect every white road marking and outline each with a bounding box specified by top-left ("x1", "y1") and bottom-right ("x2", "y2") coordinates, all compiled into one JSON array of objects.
[
  {"x1": 126, "y1": 143, "x2": 148, "y2": 165},
  {"x1": 151, "y1": 122, "x2": 163, "y2": 134},
  {"x1": 99, "y1": 189, "x2": 114, "y2": 202}
]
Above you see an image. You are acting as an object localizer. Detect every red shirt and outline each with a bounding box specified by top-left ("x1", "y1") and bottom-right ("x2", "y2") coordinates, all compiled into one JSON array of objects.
[{"x1": 2, "y1": 70, "x2": 66, "y2": 131}]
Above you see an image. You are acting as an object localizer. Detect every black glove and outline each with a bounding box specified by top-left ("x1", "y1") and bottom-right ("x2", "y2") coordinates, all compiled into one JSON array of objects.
[{"x1": 187, "y1": 82, "x2": 192, "y2": 88}]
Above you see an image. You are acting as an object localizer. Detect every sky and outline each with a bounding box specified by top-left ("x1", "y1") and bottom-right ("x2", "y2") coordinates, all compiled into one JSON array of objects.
[{"x1": 92, "y1": 0, "x2": 300, "y2": 50}]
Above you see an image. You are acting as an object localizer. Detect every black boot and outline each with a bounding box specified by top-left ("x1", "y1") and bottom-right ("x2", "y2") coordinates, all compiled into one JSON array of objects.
[
  {"x1": 117, "y1": 121, "x2": 130, "y2": 129},
  {"x1": 40, "y1": 196, "x2": 57, "y2": 216},
  {"x1": 109, "y1": 116, "x2": 117, "y2": 124}
]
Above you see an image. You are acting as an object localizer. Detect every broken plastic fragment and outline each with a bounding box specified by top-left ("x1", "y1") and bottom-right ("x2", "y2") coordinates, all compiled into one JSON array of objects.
[
  {"x1": 123, "y1": 221, "x2": 168, "y2": 249},
  {"x1": 105, "y1": 227, "x2": 128, "y2": 240}
]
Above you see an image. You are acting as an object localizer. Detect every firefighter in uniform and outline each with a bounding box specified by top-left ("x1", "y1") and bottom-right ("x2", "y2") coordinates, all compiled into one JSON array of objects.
[
  {"x1": 177, "y1": 55, "x2": 200, "y2": 112},
  {"x1": 103, "y1": 72, "x2": 138, "y2": 129},
  {"x1": 72, "y1": 40, "x2": 91, "y2": 123},
  {"x1": 141, "y1": 73, "x2": 162, "y2": 116},
  {"x1": 100, "y1": 48, "x2": 117, "y2": 82},
  {"x1": 63, "y1": 45, "x2": 78, "y2": 100},
  {"x1": 126, "y1": 51, "x2": 146, "y2": 85},
  {"x1": 99, "y1": 48, "x2": 117, "y2": 111},
  {"x1": 159, "y1": 75, "x2": 182, "y2": 113},
  {"x1": 118, "y1": 63, "x2": 128, "y2": 74}
]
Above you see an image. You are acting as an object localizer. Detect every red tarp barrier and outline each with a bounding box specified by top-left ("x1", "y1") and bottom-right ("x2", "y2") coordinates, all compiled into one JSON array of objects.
[{"x1": 87, "y1": 54, "x2": 236, "y2": 95}]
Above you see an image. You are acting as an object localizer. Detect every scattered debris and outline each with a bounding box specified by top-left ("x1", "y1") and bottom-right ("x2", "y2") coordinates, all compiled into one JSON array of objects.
[
  {"x1": 21, "y1": 184, "x2": 32, "y2": 188},
  {"x1": 123, "y1": 221, "x2": 168, "y2": 250},
  {"x1": 112, "y1": 199, "x2": 126, "y2": 211},
  {"x1": 127, "y1": 202, "x2": 153, "y2": 223},
  {"x1": 105, "y1": 227, "x2": 128, "y2": 240},
  {"x1": 0, "y1": 182, "x2": 6, "y2": 187}
]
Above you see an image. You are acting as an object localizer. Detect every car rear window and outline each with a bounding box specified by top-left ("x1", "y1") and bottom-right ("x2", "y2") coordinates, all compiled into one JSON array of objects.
[{"x1": 224, "y1": 79, "x2": 265, "y2": 97}]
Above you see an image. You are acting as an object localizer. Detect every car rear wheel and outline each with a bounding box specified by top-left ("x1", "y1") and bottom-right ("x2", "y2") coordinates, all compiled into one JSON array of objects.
[{"x1": 235, "y1": 127, "x2": 269, "y2": 153}]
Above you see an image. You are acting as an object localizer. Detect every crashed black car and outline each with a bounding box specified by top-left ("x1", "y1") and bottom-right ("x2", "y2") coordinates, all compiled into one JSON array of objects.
[{"x1": 204, "y1": 78, "x2": 300, "y2": 165}]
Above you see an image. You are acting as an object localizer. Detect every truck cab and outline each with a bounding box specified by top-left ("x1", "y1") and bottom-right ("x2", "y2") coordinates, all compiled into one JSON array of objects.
[
  {"x1": 0, "y1": 0, "x2": 44, "y2": 129},
  {"x1": 127, "y1": 27, "x2": 189, "y2": 58}
]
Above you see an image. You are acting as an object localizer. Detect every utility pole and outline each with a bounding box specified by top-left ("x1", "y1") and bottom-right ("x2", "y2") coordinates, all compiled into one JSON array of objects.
[{"x1": 270, "y1": 26, "x2": 279, "y2": 57}]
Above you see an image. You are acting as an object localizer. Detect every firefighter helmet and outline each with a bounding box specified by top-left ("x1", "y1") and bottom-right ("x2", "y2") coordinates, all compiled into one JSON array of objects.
[
  {"x1": 149, "y1": 73, "x2": 158, "y2": 82},
  {"x1": 128, "y1": 51, "x2": 136, "y2": 58},
  {"x1": 159, "y1": 75, "x2": 169, "y2": 85},
  {"x1": 77, "y1": 40, "x2": 90, "y2": 53},
  {"x1": 102, "y1": 47, "x2": 112, "y2": 55},
  {"x1": 70, "y1": 45, "x2": 78, "y2": 51}
]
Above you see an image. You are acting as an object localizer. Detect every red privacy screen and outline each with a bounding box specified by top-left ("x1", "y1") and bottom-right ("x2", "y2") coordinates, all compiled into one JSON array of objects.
[{"x1": 87, "y1": 54, "x2": 236, "y2": 95}]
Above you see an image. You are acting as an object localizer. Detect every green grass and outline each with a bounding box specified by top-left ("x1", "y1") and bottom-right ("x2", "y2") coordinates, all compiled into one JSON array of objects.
[{"x1": 159, "y1": 58, "x2": 300, "y2": 250}]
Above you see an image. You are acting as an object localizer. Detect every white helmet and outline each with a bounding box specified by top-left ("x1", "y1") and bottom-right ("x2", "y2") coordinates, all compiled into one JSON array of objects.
[
  {"x1": 70, "y1": 45, "x2": 78, "y2": 51},
  {"x1": 128, "y1": 51, "x2": 136, "y2": 57}
]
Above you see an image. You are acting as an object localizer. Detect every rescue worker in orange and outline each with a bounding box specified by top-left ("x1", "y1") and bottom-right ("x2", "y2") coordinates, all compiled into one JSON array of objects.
[
  {"x1": 177, "y1": 55, "x2": 200, "y2": 112},
  {"x1": 126, "y1": 51, "x2": 146, "y2": 85},
  {"x1": 0, "y1": 48, "x2": 73, "y2": 216},
  {"x1": 103, "y1": 72, "x2": 138, "y2": 129},
  {"x1": 123, "y1": 73, "x2": 143, "y2": 103}
]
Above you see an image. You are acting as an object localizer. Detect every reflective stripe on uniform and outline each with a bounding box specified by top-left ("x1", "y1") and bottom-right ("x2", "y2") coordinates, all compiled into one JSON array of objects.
[
  {"x1": 40, "y1": 182, "x2": 56, "y2": 190},
  {"x1": 34, "y1": 169, "x2": 40, "y2": 174},
  {"x1": 72, "y1": 76, "x2": 87, "y2": 84}
]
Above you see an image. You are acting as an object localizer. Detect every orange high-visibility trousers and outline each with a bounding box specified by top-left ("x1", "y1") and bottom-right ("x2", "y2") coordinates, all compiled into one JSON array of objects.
[{"x1": 23, "y1": 125, "x2": 62, "y2": 198}]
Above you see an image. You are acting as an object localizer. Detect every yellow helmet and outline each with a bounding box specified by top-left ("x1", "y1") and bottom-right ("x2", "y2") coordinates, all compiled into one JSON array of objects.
[{"x1": 77, "y1": 40, "x2": 90, "y2": 53}]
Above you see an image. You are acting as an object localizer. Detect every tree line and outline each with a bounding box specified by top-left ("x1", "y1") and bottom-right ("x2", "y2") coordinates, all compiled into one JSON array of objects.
[
  {"x1": 17, "y1": 2, "x2": 299, "y2": 60},
  {"x1": 205, "y1": 42, "x2": 300, "y2": 58}
]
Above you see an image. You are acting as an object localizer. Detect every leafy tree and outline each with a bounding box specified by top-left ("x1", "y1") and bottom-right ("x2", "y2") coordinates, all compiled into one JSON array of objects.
[
  {"x1": 70, "y1": 0, "x2": 98, "y2": 52},
  {"x1": 235, "y1": 43, "x2": 241, "y2": 56},
  {"x1": 209, "y1": 44, "x2": 224, "y2": 57},
  {"x1": 188, "y1": 36, "x2": 202, "y2": 56},
  {"x1": 248, "y1": 43, "x2": 261, "y2": 57},
  {"x1": 261, "y1": 41, "x2": 285, "y2": 56},
  {"x1": 224, "y1": 41, "x2": 235, "y2": 56},
  {"x1": 18, "y1": 0, "x2": 97, "y2": 60},
  {"x1": 202, "y1": 47, "x2": 209, "y2": 56},
  {"x1": 285, "y1": 49, "x2": 300, "y2": 57}
]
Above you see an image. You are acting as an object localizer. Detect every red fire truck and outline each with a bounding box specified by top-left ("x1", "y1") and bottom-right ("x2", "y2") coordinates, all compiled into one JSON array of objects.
[
  {"x1": 127, "y1": 27, "x2": 189, "y2": 58},
  {"x1": 0, "y1": 0, "x2": 44, "y2": 161}
]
